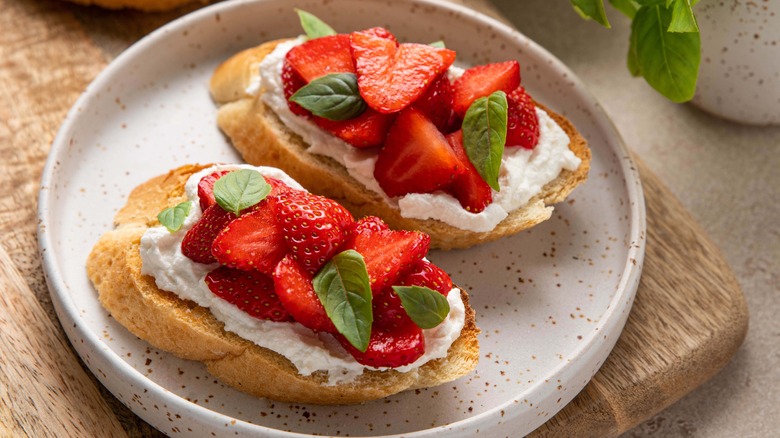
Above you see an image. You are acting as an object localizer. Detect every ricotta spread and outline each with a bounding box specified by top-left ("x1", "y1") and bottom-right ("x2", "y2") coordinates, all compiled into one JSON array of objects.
[
  {"x1": 139, "y1": 164, "x2": 466, "y2": 385},
  {"x1": 255, "y1": 39, "x2": 582, "y2": 232}
]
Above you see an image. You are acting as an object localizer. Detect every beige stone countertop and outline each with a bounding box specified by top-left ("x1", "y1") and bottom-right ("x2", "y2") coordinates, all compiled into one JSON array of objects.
[{"x1": 488, "y1": 0, "x2": 779, "y2": 436}]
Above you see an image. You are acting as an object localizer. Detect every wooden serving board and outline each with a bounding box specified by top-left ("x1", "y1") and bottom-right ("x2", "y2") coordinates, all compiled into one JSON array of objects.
[{"x1": 0, "y1": 0, "x2": 747, "y2": 436}]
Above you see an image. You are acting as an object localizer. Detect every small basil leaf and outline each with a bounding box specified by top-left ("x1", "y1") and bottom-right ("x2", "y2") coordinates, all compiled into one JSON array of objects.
[
  {"x1": 313, "y1": 250, "x2": 373, "y2": 352},
  {"x1": 627, "y1": 17, "x2": 642, "y2": 76},
  {"x1": 634, "y1": 4, "x2": 700, "y2": 102},
  {"x1": 392, "y1": 286, "x2": 450, "y2": 329},
  {"x1": 213, "y1": 169, "x2": 271, "y2": 216},
  {"x1": 570, "y1": 0, "x2": 611, "y2": 28},
  {"x1": 609, "y1": 0, "x2": 640, "y2": 19},
  {"x1": 429, "y1": 40, "x2": 446, "y2": 48},
  {"x1": 157, "y1": 201, "x2": 191, "y2": 233},
  {"x1": 295, "y1": 8, "x2": 337, "y2": 40},
  {"x1": 667, "y1": 0, "x2": 698, "y2": 33},
  {"x1": 290, "y1": 73, "x2": 367, "y2": 121},
  {"x1": 462, "y1": 90, "x2": 508, "y2": 191}
]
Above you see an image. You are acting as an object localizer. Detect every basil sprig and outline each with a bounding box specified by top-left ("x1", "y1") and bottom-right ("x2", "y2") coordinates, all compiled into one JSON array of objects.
[
  {"x1": 157, "y1": 201, "x2": 191, "y2": 233},
  {"x1": 213, "y1": 169, "x2": 271, "y2": 216},
  {"x1": 290, "y1": 73, "x2": 367, "y2": 121},
  {"x1": 392, "y1": 286, "x2": 450, "y2": 329},
  {"x1": 461, "y1": 90, "x2": 508, "y2": 192},
  {"x1": 295, "y1": 8, "x2": 336, "y2": 40},
  {"x1": 313, "y1": 250, "x2": 373, "y2": 352}
]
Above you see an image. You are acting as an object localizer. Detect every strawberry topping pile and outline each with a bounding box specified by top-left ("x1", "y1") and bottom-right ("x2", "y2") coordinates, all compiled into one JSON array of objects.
[
  {"x1": 175, "y1": 168, "x2": 457, "y2": 368},
  {"x1": 281, "y1": 18, "x2": 541, "y2": 213}
]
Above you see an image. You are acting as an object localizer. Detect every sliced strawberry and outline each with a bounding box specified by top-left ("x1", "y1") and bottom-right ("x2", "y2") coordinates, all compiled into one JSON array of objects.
[
  {"x1": 312, "y1": 108, "x2": 396, "y2": 149},
  {"x1": 346, "y1": 218, "x2": 430, "y2": 295},
  {"x1": 350, "y1": 29, "x2": 456, "y2": 114},
  {"x1": 412, "y1": 73, "x2": 454, "y2": 133},
  {"x1": 282, "y1": 59, "x2": 311, "y2": 117},
  {"x1": 337, "y1": 319, "x2": 425, "y2": 368},
  {"x1": 273, "y1": 190, "x2": 354, "y2": 274},
  {"x1": 506, "y1": 86, "x2": 540, "y2": 149},
  {"x1": 396, "y1": 260, "x2": 453, "y2": 295},
  {"x1": 286, "y1": 34, "x2": 355, "y2": 82},
  {"x1": 197, "y1": 170, "x2": 232, "y2": 212},
  {"x1": 452, "y1": 61, "x2": 520, "y2": 116},
  {"x1": 360, "y1": 26, "x2": 398, "y2": 44},
  {"x1": 372, "y1": 287, "x2": 410, "y2": 330},
  {"x1": 181, "y1": 204, "x2": 236, "y2": 264},
  {"x1": 206, "y1": 266, "x2": 292, "y2": 322},
  {"x1": 444, "y1": 130, "x2": 493, "y2": 213},
  {"x1": 211, "y1": 199, "x2": 289, "y2": 275},
  {"x1": 374, "y1": 107, "x2": 465, "y2": 197},
  {"x1": 345, "y1": 215, "x2": 388, "y2": 240},
  {"x1": 273, "y1": 255, "x2": 337, "y2": 333}
]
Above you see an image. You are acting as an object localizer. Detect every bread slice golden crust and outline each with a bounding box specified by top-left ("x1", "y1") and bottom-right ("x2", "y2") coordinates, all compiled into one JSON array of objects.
[
  {"x1": 86, "y1": 164, "x2": 480, "y2": 405},
  {"x1": 210, "y1": 40, "x2": 591, "y2": 250}
]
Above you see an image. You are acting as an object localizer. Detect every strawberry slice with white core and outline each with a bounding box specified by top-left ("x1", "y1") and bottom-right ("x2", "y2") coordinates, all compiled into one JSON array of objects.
[
  {"x1": 285, "y1": 34, "x2": 355, "y2": 82},
  {"x1": 452, "y1": 60, "x2": 520, "y2": 116}
]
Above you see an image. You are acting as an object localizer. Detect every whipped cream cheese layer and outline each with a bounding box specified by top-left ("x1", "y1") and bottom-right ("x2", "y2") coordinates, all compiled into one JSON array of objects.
[
  {"x1": 255, "y1": 39, "x2": 581, "y2": 232},
  {"x1": 139, "y1": 164, "x2": 466, "y2": 385}
]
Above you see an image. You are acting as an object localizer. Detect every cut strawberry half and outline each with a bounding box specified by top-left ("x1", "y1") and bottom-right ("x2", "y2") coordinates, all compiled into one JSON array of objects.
[
  {"x1": 206, "y1": 266, "x2": 292, "y2": 322},
  {"x1": 273, "y1": 190, "x2": 354, "y2": 274},
  {"x1": 337, "y1": 318, "x2": 425, "y2": 368},
  {"x1": 506, "y1": 86, "x2": 540, "y2": 149},
  {"x1": 444, "y1": 130, "x2": 493, "y2": 213},
  {"x1": 211, "y1": 198, "x2": 290, "y2": 275},
  {"x1": 273, "y1": 255, "x2": 337, "y2": 333},
  {"x1": 412, "y1": 73, "x2": 454, "y2": 133},
  {"x1": 350, "y1": 29, "x2": 456, "y2": 114},
  {"x1": 374, "y1": 107, "x2": 465, "y2": 197},
  {"x1": 285, "y1": 34, "x2": 355, "y2": 82},
  {"x1": 282, "y1": 59, "x2": 311, "y2": 117},
  {"x1": 181, "y1": 204, "x2": 236, "y2": 264},
  {"x1": 452, "y1": 60, "x2": 520, "y2": 116},
  {"x1": 396, "y1": 259, "x2": 453, "y2": 296},
  {"x1": 312, "y1": 108, "x2": 396, "y2": 149},
  {"x1": 345, "y1": 217, "x2": 430, "y2": 295}
]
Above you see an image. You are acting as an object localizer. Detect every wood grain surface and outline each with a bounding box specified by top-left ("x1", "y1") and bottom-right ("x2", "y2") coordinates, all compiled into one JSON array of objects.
[{"x1": 0, "y1": 0, "x2": 747, "y2": 436}]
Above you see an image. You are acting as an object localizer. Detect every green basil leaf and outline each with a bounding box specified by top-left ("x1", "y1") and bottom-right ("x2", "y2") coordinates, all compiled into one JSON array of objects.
[
  {"x1": 667, "y1": 0, "x2": 698, "y2": 32},
  {"x1": 213, "y1": 169, "x2": 271, "y2": 216},
  {"x1": 634, "y1": 4, "x2": 700, "y2": 102},
  {"x1": 627, "y1": 17, "x2": 642, "y2": 76},
  {"x1": 462, "y1": 90, "x2": 508, "y2": 192},
  {"x1": 313, "y1": 250, "x2": 373, "y2": 352},
  {"x1": 157, "y1": 201, "x2": 191, "y2": 233},
  {"x1": 634, "y1": 0, "x2": 665, "y2": 5},
  {"x1": 295, "y1": 8, "x2": 336, "y2": 40},
  {"x1": 429, "y1": 40, "x2": 446, "y2": 48},
  {"x1": 290, "y1": 73, "x2": 367, "y2": 121},
  {"x1": 392, "y1": 286, "x2": 450, "y2": 329},
  {"x1": 609, "y1": 0, "x2": 639, "y2": 19},
  {"x1": 570, "y1": 0, "x2": 611, "y2": 28}
]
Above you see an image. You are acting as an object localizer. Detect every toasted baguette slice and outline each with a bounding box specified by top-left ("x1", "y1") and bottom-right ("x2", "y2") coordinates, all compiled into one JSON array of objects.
[
  {"x1": 210, "y1": 40, "x2": 591, "y2": 250},
  {"x1": 86, "y1": 164, "x2": 479, "y2": 405}
]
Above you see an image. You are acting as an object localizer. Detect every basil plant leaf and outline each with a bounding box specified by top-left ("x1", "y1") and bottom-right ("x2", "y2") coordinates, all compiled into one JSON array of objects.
[
  {"x1": 313, "y1": 250, "x2": 373, "y2": 352},
  {"x1": 609, "y1": 0, "x2": 640, "y2": 19},
  {"x1": 667, "y1": 0, "x2": 699, "y2": 33},
  {"x1": 290, "y1": 73, "x2": 367, "y2": 121},
  {"x1": 627, "y1": 16, "x2": 642, "y2": 76},
  {"x1": 213, "y1": 169, "x2": 271, "y2": 216},
  {"x1": 570, "y1": 0, "x2": 611, "y2": 28},
  {"x1": 392, "y1": 286, "x2": 450, "y2": 329},
  {"x1": 157, "y1": 201, "x2": 191, "y2": 233},
  {"x1": 295, "y1": 8, "x2": 337, "y2": 40},
  {"x1": 462, "y1": 90, "x2": 508, "y2": 192},
  {"x1": 634, "y1": 4, "x2": 700, "y2": 102}
]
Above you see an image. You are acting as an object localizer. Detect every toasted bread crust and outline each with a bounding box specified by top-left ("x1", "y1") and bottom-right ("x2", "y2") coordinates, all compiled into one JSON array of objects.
[
  {"x1": 87, "y1": 164, "x2": 480, "y2": 405},
  {"x1": 210, "y1": 40, "x2": 591, "y2": 249}
]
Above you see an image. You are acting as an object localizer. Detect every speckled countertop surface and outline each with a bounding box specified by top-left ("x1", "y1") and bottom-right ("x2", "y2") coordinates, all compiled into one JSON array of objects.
[{"x1": 490, "y1": 0, "x2": 779, "y2": 436}]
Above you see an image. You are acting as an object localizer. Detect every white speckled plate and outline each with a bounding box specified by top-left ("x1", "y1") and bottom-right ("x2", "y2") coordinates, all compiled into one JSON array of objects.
[{"x1": 38, "y1": 0, "x2": 645, "y2": 436}]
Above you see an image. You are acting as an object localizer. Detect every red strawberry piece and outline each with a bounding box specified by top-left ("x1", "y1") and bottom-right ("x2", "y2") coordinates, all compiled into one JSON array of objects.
[
  {"x1": 273, "y1": 190, "x2": 354, "y2": 274},
  {"x1": 286, "y1": 34, "x2": 355, "y2": 82},
  {"x1": 282, "y1": 59, "x2": 311, "y2": 117},
  {"x1": 372, "y1": 287, "x2": 410, "y2": 330},
  {"x1": 506, "y1": 86, "x2": 540, "y2": 149},
  {"x1": 444, "y1": 130, "x2": 493, "y2": 213},
  {"x1": 412, "y1": 73, "x2": 454, "y2": 133},
  {"x1": 312, "y1": 108, "x2": 396, "y2": 149},
  {"x1": 273, "y1": 255, "x2": 337, "y2": 333},
  {"x1": 452, "y1": 60, "x2": 520, "y2": 116},
  {"x1": 345, "y1": 219, "x2": 430, "y2": 295},
  {"x1": 396, "y1": 259, "x2": 453, "y2": 295},
  {"x1": 197, "y1": 170, "x2": 232, "y2": 212},
  {"x1": 360, "y1": 26, "x2": 398, "y2": 44},
  {"x1": 373, "y1": 260, "x2": 452, "y2": 330},
  {"x1": 345, "y1": 215, "x2": 388, "y2": 239},
  {"x1": 337, "y1": 318, "x2": 425, "y2": 367},
  {"x1": 211, "y1": 198, "x2": 289, "y2": 275},
  {"x1": 374, "y1": 107, "x2": 465, "y2": 198},
  {"x1": 206, "y1": 266, "x2": 292, "y2": 322},
  {"x1": 181, "y1": 204, "x2": 236, "y2": 264},
  {"x1": 350, "y1": 29, "x2": 456, "y2": 114}
]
